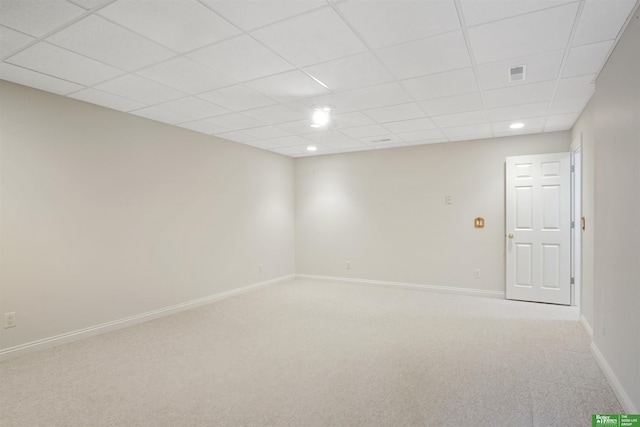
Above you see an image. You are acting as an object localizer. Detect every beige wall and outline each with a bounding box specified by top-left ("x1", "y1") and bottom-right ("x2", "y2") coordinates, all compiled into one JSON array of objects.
[
  {"x1": 295, "y1": 132, "x2": 570, "y2": 293},
  {"x1": 0, "y1": 81, "x2": 295, "y2": 351},
  {"x1": 590, "y1": 10, "x2": 639, "y2": 412}
]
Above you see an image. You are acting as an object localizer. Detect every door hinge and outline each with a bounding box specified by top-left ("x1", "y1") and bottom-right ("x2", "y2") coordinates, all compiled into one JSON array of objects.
[
  {"x1": 571, "y1": 221, "x2": 575, "y2": 229},
  {"x1": 570, "y1": 277, "x2": 575, "y2": 285},
  {"x1": 571, "y1": 165, "x2": 575, "y2": 173}
]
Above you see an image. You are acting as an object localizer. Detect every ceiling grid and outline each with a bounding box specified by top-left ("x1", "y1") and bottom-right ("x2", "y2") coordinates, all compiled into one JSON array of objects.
[{"x1": 1, "y1": 0, "x2": 637, "y2": 157}]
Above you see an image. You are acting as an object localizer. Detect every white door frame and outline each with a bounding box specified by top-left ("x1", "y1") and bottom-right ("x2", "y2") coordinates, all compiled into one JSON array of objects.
[{"x1": 571, "y1": 143, "x2": 582, "y2": 307}]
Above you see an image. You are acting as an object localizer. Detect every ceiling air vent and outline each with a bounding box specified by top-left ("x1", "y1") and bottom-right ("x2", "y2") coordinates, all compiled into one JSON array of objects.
[{"x1": 509, "y1": 65, "x2": 526, "y2": 82}]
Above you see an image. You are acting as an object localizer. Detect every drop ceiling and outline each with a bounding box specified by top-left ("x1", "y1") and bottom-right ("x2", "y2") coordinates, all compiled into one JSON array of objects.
[{"x1": 1, "y1": 0, "x2": 637, "y2": 157}]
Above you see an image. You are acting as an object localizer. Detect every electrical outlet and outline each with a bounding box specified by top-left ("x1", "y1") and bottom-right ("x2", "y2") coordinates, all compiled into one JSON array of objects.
[
  {"x1": 474, "y1": 269, "x2": 480, "y2": 278},
  {"x1": 258, "y1": 264, "x2": 263, "y2": 273},
  {"x1": 4, "y1": 312, "x2": 16, "y2": 329},
  {"x1": 446, "y1": 195, "x2": 452, "y2": 205},
  {"x1": 346, "y1": 261, "x2": 351, "y2": 270}
]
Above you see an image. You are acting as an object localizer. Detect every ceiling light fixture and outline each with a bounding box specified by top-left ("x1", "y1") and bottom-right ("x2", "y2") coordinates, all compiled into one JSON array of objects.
[
  {"x1": 510, "y1": 122, "x2": 525, "y2": 129},
  {"x1": 310, "y1": 107, "x2": 331, "y2": 128},
  {"x1": 307, "y1": 146, "x2": 318, "y2": 152}
]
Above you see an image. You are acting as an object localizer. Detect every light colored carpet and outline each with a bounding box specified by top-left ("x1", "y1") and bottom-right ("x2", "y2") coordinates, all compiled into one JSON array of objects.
[{"x1": 0, "y1": 279, "x2": 622, "y2": 426}]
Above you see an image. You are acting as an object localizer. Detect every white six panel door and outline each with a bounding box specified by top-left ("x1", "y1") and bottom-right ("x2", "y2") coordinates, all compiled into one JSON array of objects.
[{"x1": 506, "y1": 153, "x2": 571, "y2": 305}]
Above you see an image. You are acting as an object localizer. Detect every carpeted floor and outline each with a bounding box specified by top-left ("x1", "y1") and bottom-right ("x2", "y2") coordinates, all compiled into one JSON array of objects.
[{"x1": 0, "y1": 279, "x2": 622, "y2": 426}]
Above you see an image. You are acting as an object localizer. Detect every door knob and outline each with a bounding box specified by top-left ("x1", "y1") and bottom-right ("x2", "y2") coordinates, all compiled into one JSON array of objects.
[{"x1": 508, "y1": 233, "x2": 514, "y2": 239}]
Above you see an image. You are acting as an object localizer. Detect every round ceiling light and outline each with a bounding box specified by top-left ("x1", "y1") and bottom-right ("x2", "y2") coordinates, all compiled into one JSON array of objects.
[
  {"x1": 311, "y1": 107, "x2": 331, "y2": 128},
  {"x1": 510, "y1": 122, "x2": 525, "y2": 129},
  {"x1": 307, "y1": 146, "x2": 318, "y2": 152}
]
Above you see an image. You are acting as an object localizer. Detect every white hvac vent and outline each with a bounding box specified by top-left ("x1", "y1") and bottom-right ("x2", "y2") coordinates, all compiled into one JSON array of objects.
[{"x1": 509, "y1": 65, "x2": 526, "y2": 82}]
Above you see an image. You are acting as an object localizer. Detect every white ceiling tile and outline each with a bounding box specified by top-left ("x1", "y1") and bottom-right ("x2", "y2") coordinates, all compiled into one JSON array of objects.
[
  {"x1": 377, "y1": 31, "x2": 471, "y2": 80},
  {"x1": 484, "y1": 80, "x2": 556, "y2": 108},
  {"x1": 460, "y1": 0, "x2": 574, "y2": 27},
  {"x1": 488, "y1": 102, "x2": 549, "y2": 121},
  {"x1": 0, "y1": 62, "x2": 83, "y2": 94},
  {"x1": 2, "y1": 0, "x2": 630, "y2": 154},
  {"x1": 131, "y1": 106, "x2": 191, "y2": 125},
  {"x1": 304, "y1": 52, "x2": 393, "y2": 92},
  {"x1": 285, "y1": 94, "x2": 357, "y2": 116},
  {"x1": 69, "y1": 87, "x2": 146, "y2": 112},
  {"x1": 215, "y1": 130, "x2": 257, "y2": 144},
  {"x1": 302, "y1": 130, "x2": 351, "y2": 144},
  {"x1": 337, "y1": 0, "x2": 460, "y2": 49},
  {"x1": 323, "y1": 139, "x2": 369, "y2": 150},
  {"x1": 332, "y1": 112, "x2": 375, "y2": 129},
  {"x1": 242, "y1": 104, "x2": 304, "y2": 125},
  {"x1": 364, "y1": 103, "x2": 425, "y2": 124},
  {"x1": 397, "y1": 128, "x2": 446, "y2": 142},
  {"x1": 258, "y1": 135, "x2": 313, "y2": 148},
  {"x1": 476, "y1": 51, "x2": 564, "y2": 90},
  {"x1": 136, "y1": 57, "x2": 235, "y2": 94},
  {"x1": 562, "y1": 40, "x2": 614, "y2": 77},
  {"x1": 420, "y1": 92, "x2": 485, "y2": 116},
  {"x1": 572, "y1": 0, "x2": 637, "y2": 46},
  {"x1": 554, "y1": 74, "x2": 596, "y2": 99},
  {"x1": 178, "y1": 120, "x2": 229, "y2": 135},
  {"x1": 188, "y1": 35, "x2": 294, "y2": 82},
  {"x1": 361, "y1": 134, "x2": 405, "y2": 145},
  {"x1": 545, "y1": 112, "x2": 580, "y2": 131},
  {"x1": 98, "y1": 0, "x2": 240, "y2": 53},
  {"x1": 0, "y1": 0, "x2": 85, "y2": 37},
  {"x1": 442, "y1": 123, "x2": 492, "y2": 139},
  {"x1": 549, "y1": 95, "x2": 591, "y2": 115},
  {"x1": 383, "y1": 117, "x2": 437, "y2": 134},
  {"x1": 67, "y1": 0, "x2": 111, "y2": 10},
  {"x1": 339, "y1": 82, "x2": 412, "y2": 110},
  {"x1": 359, "y1": 134, "x2": 409, "y2": 148},
  {"x1": 95, "y1": 74, "x2": 185, "y2": 104},
  {"x1": 241, "y1": 126, "x2": 292, "y2": 140},
  {"x1": 270, "y1": 145, "x2": 310, "y2": 156},
  {"x1": 251, "y1": 7, "x2": 366, "y2": 67},
  {"x1": 340, "y1": 124, "x2": 389, "y2": 139},
  {"x1": 46, "y1": 16, "x2": 174, "y2": 71},
  {"x1": 0, "y1": 25, "x2": 35, "y2": 57},
  {"x1": 202, "y1": 0, "x2": 326, "y2": 31},
  {"x1": 431, "y1": 110, "x2": 488, "y2": 128},
  {"x1": 401, "y1": 68, "x2": 478, "y2": 101},
  {"x1": 276, "y1": 119, "x2": 323, "y2": 134},
  {"x1": 156, "y1": 97, "x2": 231, "y2": 120},
  {"x1": 492, "y1": 117, "x2": 545, "y2": 133},
  {"x1": 205, "y1": 112, "x2": 266, "y2": 131},
  {"x1": 7, "y1": 42, "x2": 123, "y2": 85},
  {"x1": 248, "y1": 70, "x2": 329, "y2": 103},
  {"x1": 467, "y1": 3, "x2": 579, "y2": 64},
  {"x1": 198, "y1": 84, "x2": 276, "y2": 112}
]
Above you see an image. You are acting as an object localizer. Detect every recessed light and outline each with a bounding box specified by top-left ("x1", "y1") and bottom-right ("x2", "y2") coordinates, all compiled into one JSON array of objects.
[
  {"x1": 307, "y1": 146, "x2": 318, "y2": 152},
  {"x1": 311, "y1": 106, "x2": 331, "y2": 128},
  {"x1": 510, "y1": 122, "x2": 525, "y2": 129}
]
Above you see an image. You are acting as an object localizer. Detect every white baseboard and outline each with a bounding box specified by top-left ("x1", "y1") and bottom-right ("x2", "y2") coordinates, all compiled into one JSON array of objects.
[
  {"x1": 0, "y1": 274, "x2": 294, "y2": 362},
  {"x1": 591, "y1": 341, "x2": 638, "y2": 414},
  {"x1": 296, "y1": 274, "x2": 505, "y2": 299},
  {"x1": 580, "y1": 314, "x2": 593, "y2": 338}
]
